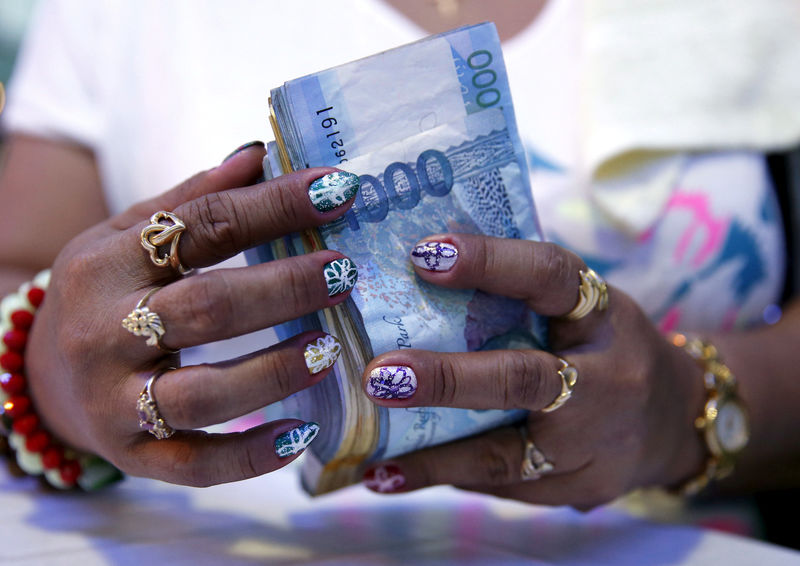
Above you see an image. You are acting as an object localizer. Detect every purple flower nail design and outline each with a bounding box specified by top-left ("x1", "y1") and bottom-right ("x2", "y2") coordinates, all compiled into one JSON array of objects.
[
  {"x1": 410, "y1": 241, "x2": 458, "y2": 271},
  {"x1": 366, "y1": 366, "x2": 417, "y2": 400}
]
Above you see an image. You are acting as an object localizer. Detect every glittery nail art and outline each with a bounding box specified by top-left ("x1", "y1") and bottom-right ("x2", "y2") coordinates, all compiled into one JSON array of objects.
[
  {"x1": 364, "y1": 464, "x2": 407, "y2": 493},
  {"x1": 308, "y1": 171, "x2": 360, "y2": 212},
  {"x1": 366, "y1": 366, "x2": 417, "y2": 400},
  {"x1": 324, "y1": 258, "x2": 358, "y2": 296},
  {"x1": 410, "y1": 241, "x2": 458, "y2": 271},
  {"x1": 274, "y1": 422, "x2": 320, "y2": 458},
  {"x1": 304, "y1": 334, "x2": 342, "y2": 374}
]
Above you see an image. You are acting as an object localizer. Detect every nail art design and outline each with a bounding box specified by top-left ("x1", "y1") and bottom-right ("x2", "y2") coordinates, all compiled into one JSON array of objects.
[
  {"x1": 304, "y1": 334, "x2": 342, "y2": 374},
  {"x1": 308, "y1": 171, "x2": 360, "y2": 212},
  {"x1": 324, "y1": 258, "x2": 358, "y2": 296},
  {"x1": 364, "y1": 464, "x2": 406, "y2": 493},
  {"x1": 274, "y1": 422, "x2": 320, "y2": 458},
  {"x1": 366, "y1": 366, "x2": 417, "y2": 400},
  {"x1": 410, "y1": 241, "x2": 459, "y2": 271}
]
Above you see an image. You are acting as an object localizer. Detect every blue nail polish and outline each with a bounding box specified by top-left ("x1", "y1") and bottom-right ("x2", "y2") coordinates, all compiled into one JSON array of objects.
[
  {"x1": 308, "y1": 171, "x2": 360, "y2": 212},
  {"x1": 274, "y1": 422, "x2": 320, "y2": 457}
]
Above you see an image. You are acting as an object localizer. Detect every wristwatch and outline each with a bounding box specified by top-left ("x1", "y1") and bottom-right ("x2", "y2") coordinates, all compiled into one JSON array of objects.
[{"x1": 671, "y1": 333, "x2": 750, "y2": 496}]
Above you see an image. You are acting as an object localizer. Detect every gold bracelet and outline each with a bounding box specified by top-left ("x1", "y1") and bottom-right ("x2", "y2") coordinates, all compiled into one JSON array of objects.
[{"x1": 670, "y1": 333, "x2": 750, "y2": 497}]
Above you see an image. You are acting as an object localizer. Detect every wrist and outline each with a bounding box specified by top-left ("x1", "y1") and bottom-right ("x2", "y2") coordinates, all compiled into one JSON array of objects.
[
  {"x1": 666, "y1": 333, "x2": 750, "y2": 496},
  {"x1": 1, "y1": 270, "x2": 122, "y2": 490}
]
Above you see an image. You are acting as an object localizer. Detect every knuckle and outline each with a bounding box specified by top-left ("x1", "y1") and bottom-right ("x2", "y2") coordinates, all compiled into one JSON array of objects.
[
  {"x1": 497, "y1": 351, "x2": 546, "y2": 409},
  {"x1": 180, "y1": 271, "x2": 236, "y2": 336},
  {"x1": 431, "y1": 357, "x2": 460, "y2": 406},
  {"x1": 188, "y1": 192, "x2": 246, "y2": 261},
  {"x1": 475, "y1": 437, "x2": 517, "y2": 484},
  {"x1": 167, "y1": 368, "x2": 215, "y2": 428},
  {"x1": 258, "y1": 349, "x2": 299, "y2": 400},
  {"x1": 265, "y1": 178, "x2": 304, "y2": 227},
  {"x1": 232, "y1": 444, "x2": 261, "y2": 480},
  {"x1": 538, "y1": 242, "x2": 575, "y2": 290},
  {"x1": 272, "y1": 260, "x2": 319, "y2": 316}
]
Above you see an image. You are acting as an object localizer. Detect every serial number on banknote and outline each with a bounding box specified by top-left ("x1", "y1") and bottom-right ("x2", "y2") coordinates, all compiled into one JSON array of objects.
[{"x1": 316, "y1": 106, "x2": 348, "y2": 163}]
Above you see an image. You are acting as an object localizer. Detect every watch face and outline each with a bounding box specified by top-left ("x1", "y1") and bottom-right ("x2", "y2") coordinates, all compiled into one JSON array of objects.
[{"x1": 714, "y1": 400, "x2": 749, "y2": 454}]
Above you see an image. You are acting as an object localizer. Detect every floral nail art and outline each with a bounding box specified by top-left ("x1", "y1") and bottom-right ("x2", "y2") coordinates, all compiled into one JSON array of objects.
[
  {"x1": 324, "y1": 258, "x2": 358, "y2": 296},
  {"x1": 364, "y1": 464, "x2": 406, "y2": 493},
  {"x1": 274, "y1": 422, "x2": 320, "y2": 458},
  {"x1": 410, "y1": 241, "x2": 458, "y2": 271},
  {"x1": 308, "y1": 171, "x2": 360, "y2": 212},
  {"x1": 304, "y1": 334, "x2": 342, "y2": 374},
  {"x1": 366, "y1": 366, "x2": 417, "y2": 400}
]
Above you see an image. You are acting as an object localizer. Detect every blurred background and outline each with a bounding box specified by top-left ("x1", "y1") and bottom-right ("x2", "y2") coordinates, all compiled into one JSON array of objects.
[{"x1": 0, "y1": 1, "x2": 37, "y2": 101}]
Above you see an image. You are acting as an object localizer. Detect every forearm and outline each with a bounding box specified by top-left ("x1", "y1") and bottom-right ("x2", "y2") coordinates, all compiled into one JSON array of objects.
[
  {"x1": 0, "y1": 135, "x2": 107, "y2": 296},
  {"x1": 708, "y1": 297, "x2": 800, "y2": 492}
]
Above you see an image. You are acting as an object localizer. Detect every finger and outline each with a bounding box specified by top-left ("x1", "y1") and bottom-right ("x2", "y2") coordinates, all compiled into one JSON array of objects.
[
  {"x1": 169, "y1": 167, "x2": 357, "y2": 269},
  {"x1": 122, "y1": 332, "x2": 340, "y2": 430},
  {"x1": 113, "y1": 141, "x2": 267, "y2": 228},
  {"x1": 362, "y1": 349, "x2": 566, "y2": 412},
  {"x1": 121, "y1": 419, "x2": 319, "y2": 487},
  {"x1": 409, "y1": 234, "x2": 594, "y2": 319},
  {"x1": 361, "y1": 424, "x2": 591, "y2": 502},
  {"x1": 126, "y1": 250, "x2": 357, "y2": 351}
]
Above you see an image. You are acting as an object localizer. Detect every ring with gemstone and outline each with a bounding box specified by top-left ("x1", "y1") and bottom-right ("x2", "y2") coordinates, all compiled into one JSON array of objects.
[
  {"x1": 542, "y1": 358, "x2": 578, "y2": 413},
  {"x1": 136, "y1": 368, "x2": 176, "y2": 439}
]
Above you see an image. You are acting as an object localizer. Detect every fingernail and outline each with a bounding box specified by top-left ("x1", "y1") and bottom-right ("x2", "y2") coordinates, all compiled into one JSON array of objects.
[
  {"x1": 363, "y1": 464, "x2": 407, "y2": 493},
  {"x1": 366, "y1": 366, "x2": 417, "y2": 400},
  {"x1": 274, "y1": 422, "x2": 320, "y2": 458},
  {"x1": 223, "y1": 140, "x2": 265, "y2": 162},
  {"x1": 324, "y1": 258, "x2": 358, "y2": 296},
  {"x1": 304, "y1": 334, "x2": 342, "y2": 374},
  {"x1": 308, "y1": 171, "x2": 360, "y2": 212},
  {"x1": 410, "y1": 241, "x2": 459, "y2": 272}
]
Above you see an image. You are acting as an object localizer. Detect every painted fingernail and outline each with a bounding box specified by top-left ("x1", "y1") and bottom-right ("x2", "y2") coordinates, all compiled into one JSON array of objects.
[
  {"x1": 364, "y1": 464, "x2": 407, "y2": 493},
  {"x1": 324, "y1": 258, "x2": 358, "y2": 296},
  {"x1": 410, "y1": 241, "x2": 459, "y2": 272},
  {"x1": 308, "y1": 171, "x2": 360, "y2": 212},
  {"x1": 274, "y1": 422, "x2": 320, "y2": 458},
  {"x1": 223, "y1": 140, "x2": 265, "y2": 162},
  {"x1": 304, "y1": 334, "x2": 342, "y2": 374},
  {"x1": 366, "y1": 366, "x2": 417, "y2": 400}
]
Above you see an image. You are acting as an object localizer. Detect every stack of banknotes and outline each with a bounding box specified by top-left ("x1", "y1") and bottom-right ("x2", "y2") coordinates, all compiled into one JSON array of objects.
[{"x1": 247, "y1": 22, "x2": 546, "y2": 494}]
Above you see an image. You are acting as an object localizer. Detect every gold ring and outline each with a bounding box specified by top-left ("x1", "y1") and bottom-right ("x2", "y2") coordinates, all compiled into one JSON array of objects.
[
  {"x1": 140, "y1": 211, "x2": 192, "y2": 274},
  {"x1": 542, "y1": 358, "x2": 578, "y2": 413},
  {"x1": 121, "y1": 288, "x2": 178, "y2": 353},
  {"x1": 136, "y1": 368, "x2": 176, "y2": 439},
  {"x1": 563, "y1": 268, "x2": 608, "y2": 321},
  {"x1": 520, "y1": 426, "x2": 554, "y2": 481}
]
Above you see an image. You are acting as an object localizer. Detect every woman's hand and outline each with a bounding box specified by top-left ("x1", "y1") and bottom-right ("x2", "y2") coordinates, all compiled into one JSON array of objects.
[
  {"x1": 24, "y1": 144, "x2": 360, "y2": 486},
  {"x1": 360, "y1": 234, "x2": 708, "y2": 509}
]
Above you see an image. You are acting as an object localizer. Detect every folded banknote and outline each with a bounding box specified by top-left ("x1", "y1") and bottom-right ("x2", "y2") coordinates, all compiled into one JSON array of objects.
[{"x1": 247, "y1": 22, "x2": 545, "y2": 494}]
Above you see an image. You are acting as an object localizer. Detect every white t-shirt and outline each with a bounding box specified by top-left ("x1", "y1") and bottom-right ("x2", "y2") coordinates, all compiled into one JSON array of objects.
[{"x1": 2, "y1": 0, "x2": 785, "y2": 333}]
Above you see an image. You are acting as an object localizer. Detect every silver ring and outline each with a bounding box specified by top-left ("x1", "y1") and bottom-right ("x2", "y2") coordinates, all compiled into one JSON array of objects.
[
  {"x1": 520, "y1": 427, "x2": 554, "y2": 481},
  {"x1": 542, "y1": 358, "x2": 578, "y2": 413},
  {"x1": 122, "y1": 287, "x2": 178, "y2": 354},
  {"x1": 563, "y1": 268, "x2": 608, "y2": 321},
  {"x1": 136, "y1": 368, "x2": 176, "y2": 439}
]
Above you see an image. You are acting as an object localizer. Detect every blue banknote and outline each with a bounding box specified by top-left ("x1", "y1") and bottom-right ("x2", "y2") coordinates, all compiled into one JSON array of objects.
[{"x1": 249, "y1": 23, "x2": 546, "y2": 493}]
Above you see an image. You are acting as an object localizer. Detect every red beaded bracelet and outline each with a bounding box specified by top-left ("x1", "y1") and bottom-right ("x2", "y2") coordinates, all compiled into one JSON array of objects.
[{"x1": 1, "y1": 270, "x2": 122, "y2": 490}]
